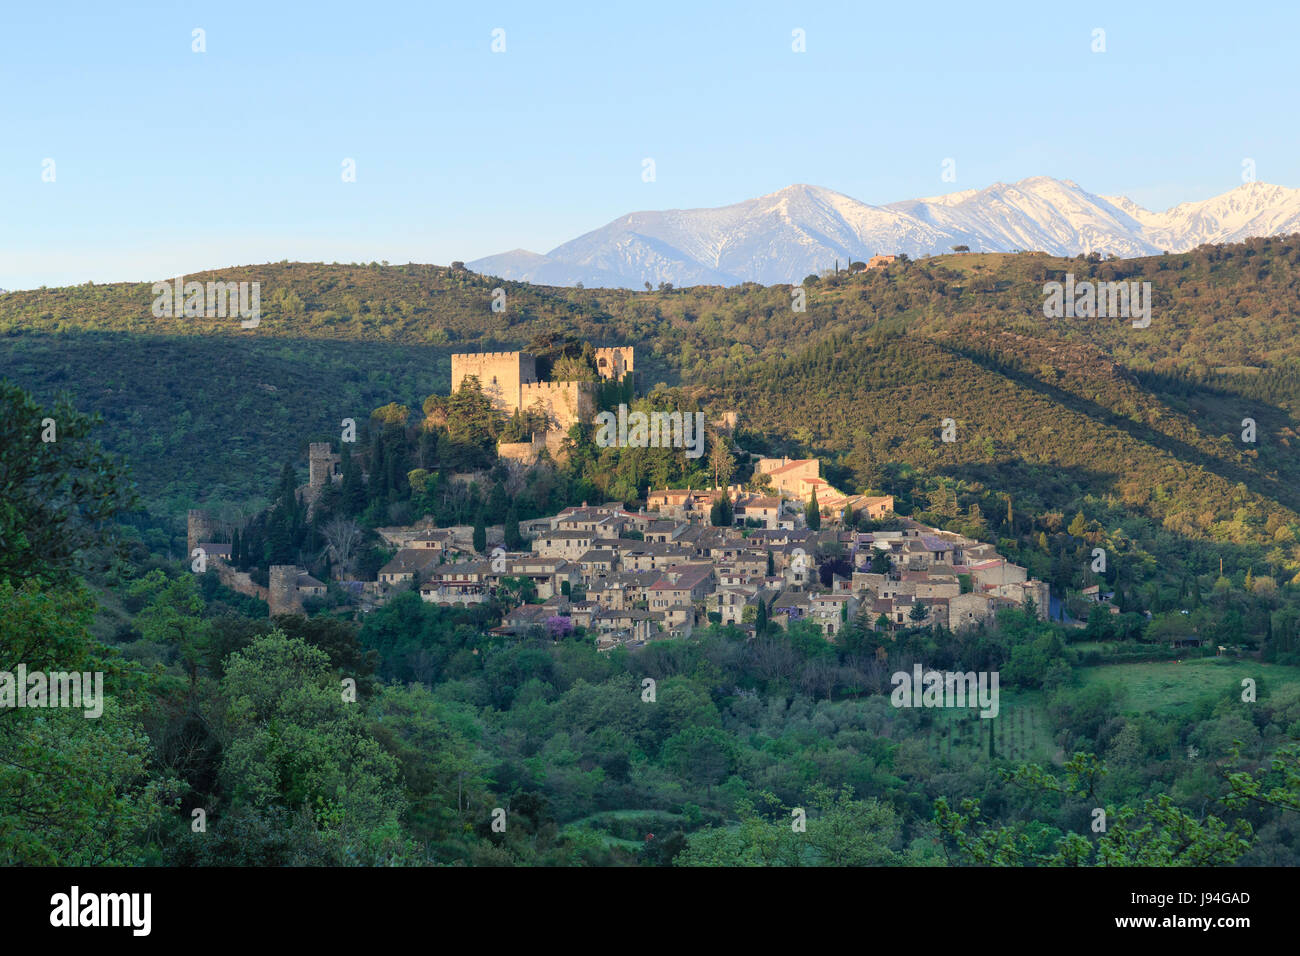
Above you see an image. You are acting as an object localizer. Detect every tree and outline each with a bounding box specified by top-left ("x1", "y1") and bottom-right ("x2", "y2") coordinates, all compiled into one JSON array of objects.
[
  {"x1": 497, "y1": 575, "x2": 537, "y2": 607},
  {"x1": 1068, "y1": 511, "x2": 1087, "y2": 538},
  {"x1": 0, "y1": 382, "x2": 136, "y2": 586},
  {"x1": 365, "y1": 683, "x2": 489, "y2": 840},
  {"x1": 710, "y1": 493, "x2": 733, "y2": 528},
  {"x1": 321, "y1": 517, "x2": 364, "y2": 579},
  {"x1": 803, "y1": 785, "x2": 905, "y2": 865},
  {"x1": 551, "y1": 355, "x2": 597, "y2": 383},
  {"x1": 503, "y1": 502, "x2": 523, "y2": 550},
  {"x1": 446, "y1": 377, "x2": 499, "y2": 447},
  {"x1": 662, "y1": 726, "x2": 735, "y2": 797},
  {"x1": 805, "y1": 488, "x2": 821, "y2": 530},
  {"x1": 371, "y1": 403, "x2": 410, "y2": 428},
  {"x1": 340, "y1": 447, "x2": 366, "y2": 517},
  {"x1": 0, "y1": 579, "x2": 165, "y2": 864},
  {"x1": 935, "y1": 754, "x2": 1252, "y2": 866},
  {"x1": 909, "y1": 601, "x2": 930, "y2": 623},
  {"x1": 952, "y1": 245, "x2": 970, "y2": 253},
  {"x1": 709, "y1": 434, "x2": 736, "y2": 490},
  {"x1": 219, "y1": 630, "x2": 414, "y2": 864},
  {"x1": 676, "y1": 786, "x2": 906, "y2": 866},
  {"x1": 128, "y1": 570, "x2": 210, "y2": 692},
  {"x1": 472, "y1": 512, "x2": 487, "y2": 553}
]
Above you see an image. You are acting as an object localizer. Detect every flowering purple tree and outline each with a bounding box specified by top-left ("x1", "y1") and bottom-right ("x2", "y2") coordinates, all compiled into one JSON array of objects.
[{"x1": 545, "y1": 615, "x2": 574, "y2": 638}]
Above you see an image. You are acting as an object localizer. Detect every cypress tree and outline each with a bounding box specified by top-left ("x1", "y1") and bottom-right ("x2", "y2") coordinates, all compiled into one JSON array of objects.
[
  {"x1": 473, "y1": 511, "x2": 487, "y2": 554},
  {"x1": 805, "y1": 488, "x2": 821, "y2": 530},
  {"x1": 341, "y1": 447, "x2": 366, "y2": 516},
  {"x1": 504, "y1": 501, "x2": 522, "y2": 550}
]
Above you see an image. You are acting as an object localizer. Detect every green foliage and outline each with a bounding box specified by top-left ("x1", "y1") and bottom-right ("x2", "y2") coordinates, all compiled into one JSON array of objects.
[
  {"x1": 935, "y1": 753, "x2": 1252, "y2": 866},
  {"x1": 677, "y1": 786, "x2": 909, "y2": 866},
  {"x1": 0, "y1": 380, "x2": 136, "y2": 585},
  {"x1": 0, "y1": 578, "x2": 165, "y2": 865},
  {"x1": 219, "y1": 630, "x2": 415, "y2": 863}
]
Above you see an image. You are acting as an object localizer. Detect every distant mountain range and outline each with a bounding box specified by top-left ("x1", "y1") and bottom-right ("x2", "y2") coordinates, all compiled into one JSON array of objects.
[{"x1": 468, "y1": 177, "x2": 1300, "y2": 288}]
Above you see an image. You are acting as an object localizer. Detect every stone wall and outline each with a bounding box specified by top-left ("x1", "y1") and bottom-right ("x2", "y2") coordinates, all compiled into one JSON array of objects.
[{"x1": 520, "y1": 380, "x2": 595, "y2": 432}]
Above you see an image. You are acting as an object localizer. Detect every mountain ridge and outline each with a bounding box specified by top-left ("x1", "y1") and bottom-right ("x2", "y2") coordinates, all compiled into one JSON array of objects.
[{"x1": 469, "y1": 178, "x2": 1300, "y2": 289}]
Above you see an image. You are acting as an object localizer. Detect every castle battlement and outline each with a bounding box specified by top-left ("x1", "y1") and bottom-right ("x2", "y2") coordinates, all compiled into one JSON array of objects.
[
  {"x1": 452, "y1": 350, "x2": 531, "y2": 361},
  {"x1": 447, "y1": 346, "x2": 632, "y2": 453},
  {"x1": 524, "y1": 380, "x2": 587, "y2": 392}
]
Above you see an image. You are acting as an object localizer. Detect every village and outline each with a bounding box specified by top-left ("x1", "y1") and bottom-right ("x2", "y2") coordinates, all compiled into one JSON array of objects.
[
  {"x1": 189, "y1": 456, "x2": 1050, "y2": 652},
  {"x1": 183, "y1": 344, "x2": 1053, "y2": 650}
]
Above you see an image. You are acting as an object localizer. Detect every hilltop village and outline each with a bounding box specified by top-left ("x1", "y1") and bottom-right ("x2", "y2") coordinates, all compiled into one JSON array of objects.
[
  {"x1": 187, "y1": 346, "x2": 1052, "y2": 648},
  {"x1": 191, "y1": 490, "x2": 1049, "y2": 649}
]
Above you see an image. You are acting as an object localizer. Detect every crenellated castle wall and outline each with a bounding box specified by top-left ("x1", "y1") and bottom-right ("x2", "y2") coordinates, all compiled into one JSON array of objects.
[
  {"x1": 451, "y1": 347, "x2": 631, "y2": 460},
  {"x1": 520, "y1": 380, "x2": 595, "y2": 432}
]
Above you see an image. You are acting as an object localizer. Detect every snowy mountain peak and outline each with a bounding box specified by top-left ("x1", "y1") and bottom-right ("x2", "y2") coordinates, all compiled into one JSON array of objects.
[{"x1": 468, "y1": 177, "x2": 1300, "y2": 289}]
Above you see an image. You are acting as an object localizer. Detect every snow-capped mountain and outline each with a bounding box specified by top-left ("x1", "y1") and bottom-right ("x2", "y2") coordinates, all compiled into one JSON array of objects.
[{"x1": 468, "y1": 178, "x2": 1300, "y2": 289}]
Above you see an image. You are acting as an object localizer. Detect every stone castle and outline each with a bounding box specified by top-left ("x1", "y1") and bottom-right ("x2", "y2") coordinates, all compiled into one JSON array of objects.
[{"x1": 451, "y1": 347, "x2": 634, "y2": 462}]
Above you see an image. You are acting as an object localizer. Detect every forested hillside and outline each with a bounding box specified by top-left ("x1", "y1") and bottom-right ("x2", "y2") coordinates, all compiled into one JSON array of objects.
[{"x1": 3, "y1": 240, "x2": 1299, "y2": 559}]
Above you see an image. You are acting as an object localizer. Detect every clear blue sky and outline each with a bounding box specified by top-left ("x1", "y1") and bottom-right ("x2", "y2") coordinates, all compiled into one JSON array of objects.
[{"x1": 2, "y1": 0, "x2": 1295, "y2": 289}]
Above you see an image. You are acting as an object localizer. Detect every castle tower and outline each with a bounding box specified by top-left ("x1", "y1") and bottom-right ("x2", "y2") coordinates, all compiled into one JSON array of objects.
[
  {"x1": 594, "y1": 346, "x2": 634, "y2": 382},
  {"x1": 187, "y1": 509, "x2": 219, "y2": 555},
  {"x1": 268, "y1": 565, "x2": 303, "y2": 616},
  {"x1": 308, "y1": 442, "x2": 341, "y2": 491},
  {"x1": 450, "y1": 351, "x2": 537, "y2": 415}
]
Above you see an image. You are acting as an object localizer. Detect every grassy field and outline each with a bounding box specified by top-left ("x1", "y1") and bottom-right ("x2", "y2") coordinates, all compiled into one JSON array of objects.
[
  {"x1": 561, "y1": 809, "x2": 686, "y2": 850},
  {"x1": 1077, "y1": 658, "x2": 1300, "y2": 716}
]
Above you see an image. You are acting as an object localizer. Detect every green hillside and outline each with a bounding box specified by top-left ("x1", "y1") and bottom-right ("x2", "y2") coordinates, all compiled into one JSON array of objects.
[{"x1": 3, "y1": 241, "x2": 1300, "y2": 581}]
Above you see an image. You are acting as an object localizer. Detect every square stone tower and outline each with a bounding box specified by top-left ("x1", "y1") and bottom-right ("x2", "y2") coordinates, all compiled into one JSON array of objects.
[
  {"x1": 593, "y1": 346, "x2": 634, "y2": 381},
  {"x1": 269, "y1": 565, "x2": 303, "y2": 616},
  {"x1": 187, "y1": 509, "x2": 220, "y2": 555},
  {"x1": 451, "y1": 351, "x2": 538, "y2": 415}
]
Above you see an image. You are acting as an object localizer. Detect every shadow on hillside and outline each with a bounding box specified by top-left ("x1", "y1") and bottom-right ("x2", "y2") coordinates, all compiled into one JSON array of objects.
[{"x1": 946, "y1": 343, "x2": 1300, "y2": 514}]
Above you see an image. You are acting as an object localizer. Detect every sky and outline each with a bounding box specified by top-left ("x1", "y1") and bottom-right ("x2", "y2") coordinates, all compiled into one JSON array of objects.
[{"x1": 2, "y1": 0, "x2": 1297, "y2": 289}]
